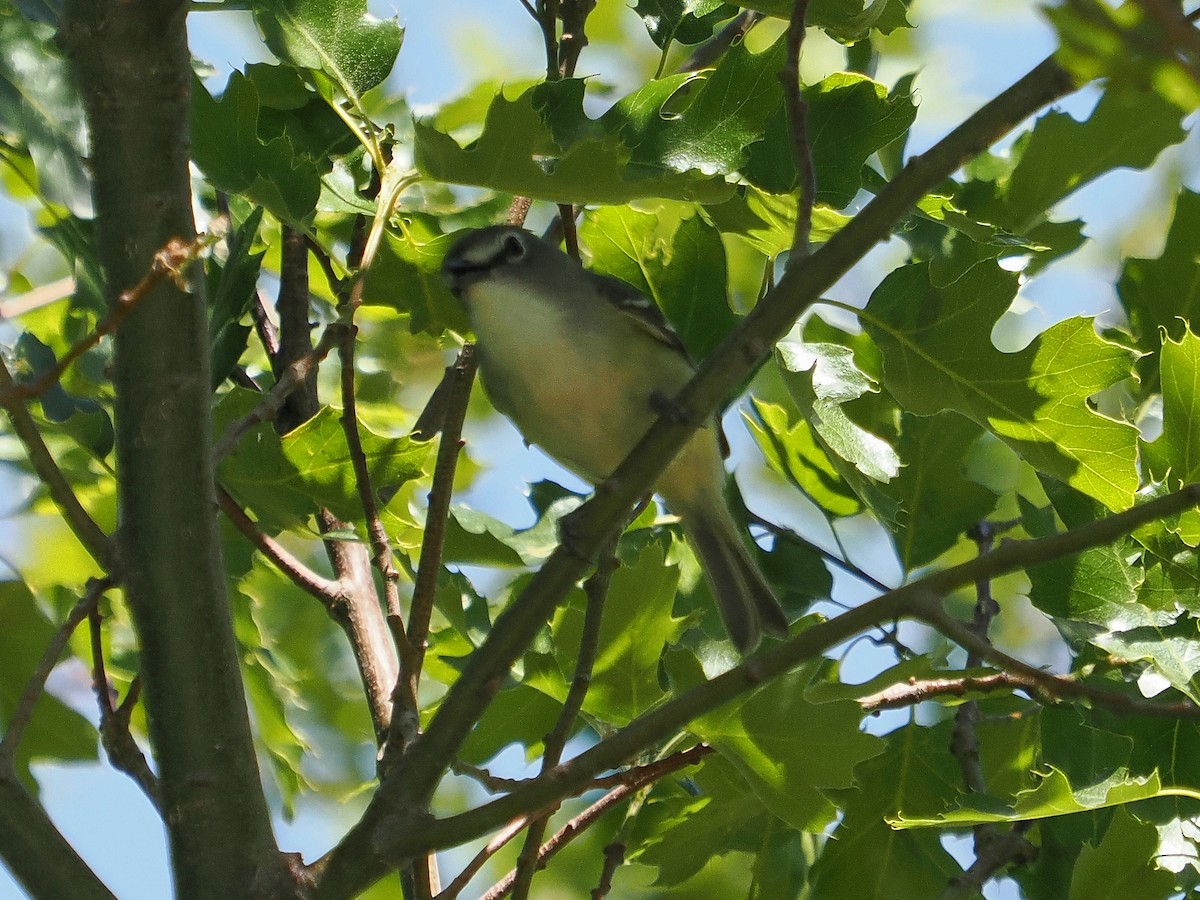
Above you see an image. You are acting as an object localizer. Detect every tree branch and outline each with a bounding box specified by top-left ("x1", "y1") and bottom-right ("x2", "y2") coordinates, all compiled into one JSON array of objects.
[
  {"x1": 0, "y1": 356, "x2": 115, "y2": 570},
  {"x1": 510, "y1": 535, "x2": 617, "y2": 899},
  {"x1": 217, "y1": 486, "x2": 341, "y2": 602},
  {"x1": 89, "y1": 612, "x2": 161, "y2": 808},
  {"x1": 390, "y1": 345, "x2": 477, "y2": 757},
  {"x1": 481, "y1": 744, "x2": 707, "y2": 900},
  {"x1": 332, "y1": 484, "x2": 1200, "y2": 876},
  {"x1": 61, "y1": 0, "x2": 283, "y2": 886},
  {"x1": 265, "y1": 219, "x2": 399, "y2": 747},
  {"x1": 0, "y1": 577, "x2": 113, "y2": 769},
  {"x1": 213, "y1": 321, "x2": 346, "y2": 462},
  {"x1": 0, "y1": 231, "x2": 211, "y2": 406},
  {"x1": 0, "y1": 771, "x2": 117, "y2": 900},
  {"x1": 781, "y1": 0, "x2": 815, "y2": 257}
]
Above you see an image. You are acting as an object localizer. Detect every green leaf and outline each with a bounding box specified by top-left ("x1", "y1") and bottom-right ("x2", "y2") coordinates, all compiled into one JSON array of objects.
[
  {"x1": 12, "y1": 332, "x2": 114, "y2": 459},
  {"x1": 0, "y1": 581, "x2": 98, "y2": 787},
  {"x1": 0, "y1": 14, "x2": 89, "y2": 215},
  {"x1": 744, "y1": 72, "x2": 916, "y2": 207},
  {"x1": 885, "y1": 411, "x2": 996, "y2": 570},
  {"x1": 1137, "y1": 331, "x2": 1200, "y2": 547},
  {"x1": 811, "y1": 722, "x2": 961, "y2": 897},
  {"x1": 893, "y1": 766, "x2": 1163, "y2": 828},
  {"x1": 1069, "y1": 808, "x2": 1176, "y2": 900},
  {"x1": 734, "y1": 0, "x2": 913, "y2": 42},
  {"x1": 707, "y1": 188, "x2": 850, "y2": 257},
  {"x1": 629, "y1": 754, "x2": 775, "y2": 886},
  {"x1": 524, "y1": 542, "x2": 687, "y2": 724},
  {"x1": 744, "y1": 399, "x2": 862, "y2": 517},
  {"x1": 1028, "y1": 539, "x2": 1154, "y2": 628},
  {"x1": 1092, "y1": 625, "x2": 1200, "y2": 704},
  {"x1": 862, "y1": 261, "x2": 1138, "y2": 510},
  {"x1": 216, "y1": 391, "x2": 431, "y2": 530},
  {"x1": 694, "y1": 663, "x2": 883, "y2": 831},
  {"x1": 442, "y1": 509, "x2": 528, "y2": 568},
  {"x1": 1002, "y1": 88, "x2": 1187, "y2": 228},
  {"x1": 360, "y1": 221, "x2": 468, "y2": 336},
  {"x1": 624, "y1": 36, "x2": 786, "y2": 181},
  {"x1": 776, "y1": 334, "x2": 901, "y2": 483},
  {"x1": 207, "y1": 207, "x2": 265, "y2": 389},
  {"x1": 237, "y1": 561, "x2": 376, "y2": 792},
  {"x1": 414, "y1": 78, "x2": 733, "y2": 205},
  {"x1": 580, "y1": 205, "x2": 738, "y2": 359},
  {"x1": 192, "y1": 72, "x2": 321, "y2": 224},
  {"x1": 1046, "y1": 3, "x2": 1200, "y2": 112},
  {"x1": 1120, "y1": 191, "x2": 1200, "y2": 382},
  {"x1": 634, "y1": 0, "x2": 737, "y2": 48},
  {"x1": 252, "y1": 0, "x2": 403, "y2": 97},
  {"x1": 459, "y1": 683, "x2": 564, "y2": 765}
]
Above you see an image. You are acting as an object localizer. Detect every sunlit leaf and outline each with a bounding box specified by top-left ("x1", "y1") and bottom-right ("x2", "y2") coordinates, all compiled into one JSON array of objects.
[{"x1": 862, "y1": 261, "x2": 1138, "y2": 510}]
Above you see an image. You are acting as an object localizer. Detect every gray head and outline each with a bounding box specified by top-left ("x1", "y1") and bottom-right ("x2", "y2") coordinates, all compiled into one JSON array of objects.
[{"x1": 441, "y1": 226, "x2": 577, "y2": 297}]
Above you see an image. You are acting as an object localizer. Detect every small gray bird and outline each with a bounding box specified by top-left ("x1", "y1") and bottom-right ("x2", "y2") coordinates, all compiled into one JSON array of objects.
[{"x1": 441, "y1": 225, "x2": 788, "y2": 652}]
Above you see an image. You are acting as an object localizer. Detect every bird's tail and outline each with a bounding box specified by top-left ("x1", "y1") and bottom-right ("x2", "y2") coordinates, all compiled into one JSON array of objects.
[{"x1": 683, "y1": 508, "x2": 789, "y2": 654}]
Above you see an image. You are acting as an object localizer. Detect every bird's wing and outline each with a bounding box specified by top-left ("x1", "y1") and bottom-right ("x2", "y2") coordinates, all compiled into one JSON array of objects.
[{"x1": 589, "y1": 272, "x2": 693, "y2": 362}]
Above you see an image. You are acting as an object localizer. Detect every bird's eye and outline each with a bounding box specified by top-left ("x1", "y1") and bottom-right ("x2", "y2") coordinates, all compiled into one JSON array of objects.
[{"x1": 502, "y1": 234, "x2": 526, "y2": 261}]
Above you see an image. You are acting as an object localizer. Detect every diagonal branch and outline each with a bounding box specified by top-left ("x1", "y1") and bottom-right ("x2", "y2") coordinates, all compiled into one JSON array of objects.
[
  {"x1": 0, "y1": 357, "x2": 115, "y2": 569},
  {"x1": 389, "y1": 345, "x2": 477, "y2": 757},
  {"x1": 357, "y1": 483, "x2": 1200, "y2": 866},
  {"x1": 217, "y1": 486, "x2": 341, "y2": 602}
]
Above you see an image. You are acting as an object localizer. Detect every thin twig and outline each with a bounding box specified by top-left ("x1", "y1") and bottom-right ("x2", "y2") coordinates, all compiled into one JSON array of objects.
[
  {"x1": 510, "y1": 534, "x2": 618, "y2": 899},
  {"x1": 749, "y1": 513, "x2": 890, "y2": 592},
  {"x1": 506, "y1": 197, "x2": 533, "y2": 227},
  {"x1": 0, "y1": 233, "x2": 212, "y2": 405},
  {"x1": 216, "y1": 486, "x2": 341, "y2": 602},
  {"x1": 557, "y1": 0, "x2": 596, "y2": 78},
  {"x1": 391, "y1": 346, "x2": 478, "y2": 757},
  {"x1": 250, "y1": 292, "x2": 280, "y2": 361},
  {"x1": 434, "y1": 813, "x2": 537, "y2": 900},
  {"x1": 88, "y1": 610, "x2": 160, "y2": 808},
  {"x1": 336, "y1": 274, "x2": 402, "y2": 629},
  {"x1": 537, "y1": 0, "x2": 561, "y2": 79},
  {"x1": 451, "y1": 744, "x2": 714, "y2": 797},
  {"x1": 557, "y1": 205, "x2": 581, "y2": 260},
  {"x1": 916, "y1": 602, "x2": 1200, "y2": 721},
  {"x1": 0, "y1": 577, "x2": 115, "y2": 769},
  {"x1": 0, "y1": 357, "x2": 114, "y2": 568},
  {"x1": 781, "y1": 0, "x2": 815, "y2": 259},
  {"x1": 941, "y1": 822, "x2": 1036, "y2": 900},
  {"x1": 946, "y1": 524, "x2": 1030, "y2": 888},
  {"x1": 481, "y1": 759, "x2": 679, "y2": 900},
  {"x1": 951, "y1": 523, "x2": 999, "y2": 794},
  {"x1": 450, "y1": 760, "x2": 529, "y2": 793},
  {"x1": 275, "y1": 227, "x2": 320, "y2": 434}
]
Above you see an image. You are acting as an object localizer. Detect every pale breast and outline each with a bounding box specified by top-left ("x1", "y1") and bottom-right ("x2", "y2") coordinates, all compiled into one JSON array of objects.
[{"x1": 466, "y1": 281, "x2": 690, "y2": 482}]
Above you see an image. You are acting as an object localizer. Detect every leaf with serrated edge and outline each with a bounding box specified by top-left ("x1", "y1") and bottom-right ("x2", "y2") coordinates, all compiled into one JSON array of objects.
[{"x1": 861, "y1": 261, "x2": 1137, "y2": 510}]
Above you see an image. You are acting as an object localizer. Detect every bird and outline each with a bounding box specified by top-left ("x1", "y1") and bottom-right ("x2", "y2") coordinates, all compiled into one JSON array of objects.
[{"x1": 441, "y1": 224, "x2": 788, "y2": 652}]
